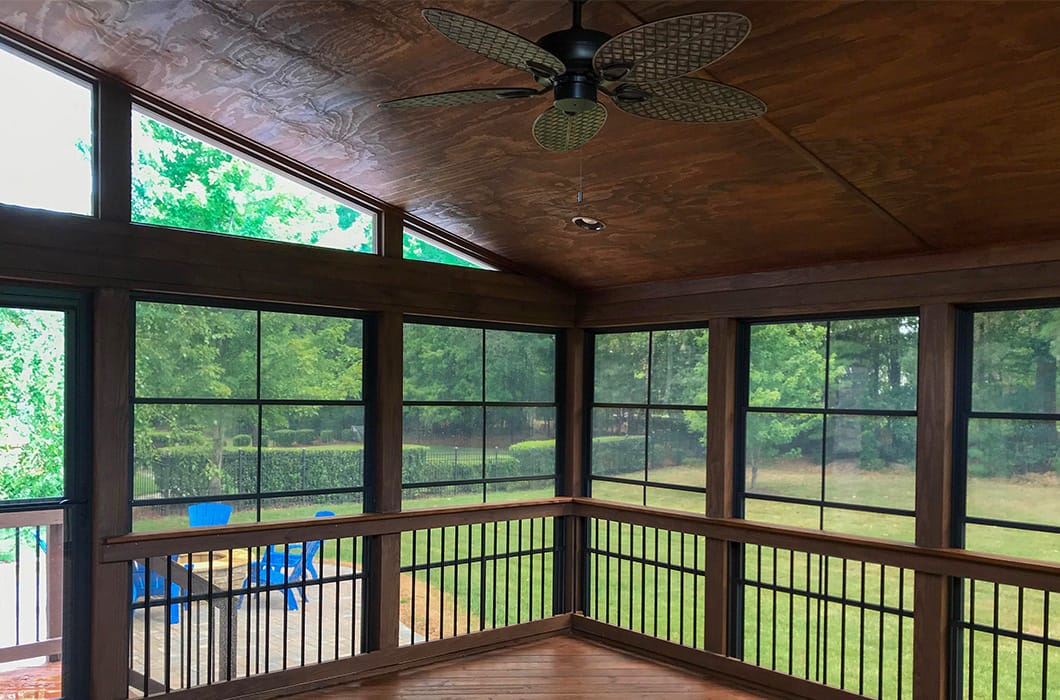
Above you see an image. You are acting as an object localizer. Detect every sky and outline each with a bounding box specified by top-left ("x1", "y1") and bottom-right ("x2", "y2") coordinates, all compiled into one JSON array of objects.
[{"x1": 0, "y1": 44, "x2": 92, "y2": 215}]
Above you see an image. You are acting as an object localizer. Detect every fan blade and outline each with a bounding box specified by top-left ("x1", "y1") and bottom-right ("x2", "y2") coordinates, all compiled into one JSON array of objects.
[
  {"x1": 423, "y1": 8, "x2": 565, "y2": 80},
  {"x1": 380, "y1": 87, "x2": 539, "y2": 109},
  {"x1": 594, "y1": 12, "x2": 750, "y2": 84},
  {"x1": 610, "y1": 78, "x2": 765, "y2": 123},
  {"x1": 532, "y1": 103, "x2": 607, "y2": 152}
]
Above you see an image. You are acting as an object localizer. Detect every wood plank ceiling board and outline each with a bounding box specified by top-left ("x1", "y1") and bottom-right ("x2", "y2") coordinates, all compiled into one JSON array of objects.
[{"x1": 4, "y1": 1, "x2": 1059, "y2": 289}]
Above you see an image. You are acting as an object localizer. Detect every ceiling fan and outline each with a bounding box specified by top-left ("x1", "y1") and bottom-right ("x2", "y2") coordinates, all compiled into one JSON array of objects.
[{"x1": 380, "y1": 0, "x2": 766, "y2": 152}]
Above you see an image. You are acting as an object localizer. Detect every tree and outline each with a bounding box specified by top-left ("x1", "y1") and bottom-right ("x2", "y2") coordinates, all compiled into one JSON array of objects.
[{"x1": 0, "y1": 308, "x2": 65, "y2": 500}]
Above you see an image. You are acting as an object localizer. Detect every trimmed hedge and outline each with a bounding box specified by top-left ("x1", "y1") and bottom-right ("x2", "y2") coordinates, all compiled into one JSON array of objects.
[
  {"x1": 508, "y1": 440, "x2": 555, "y2": 476},
  {"x1": 319, "y1": 429, "x2": 335, "y2": 444},
  {"x1": 231, "y1": 434, "x2": 253, "y2": 447},
  {"x1": 590, "y1": 435, "x2": 646, "y2": 475},
  {"x1": 271, "y1": 430, "x2": 297, "y2": 447}
]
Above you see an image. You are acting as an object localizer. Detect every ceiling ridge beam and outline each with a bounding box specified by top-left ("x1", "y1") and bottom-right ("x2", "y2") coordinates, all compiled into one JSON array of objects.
[{"x1": 612, "y1": 2, "x2": 933, "y2": 253}]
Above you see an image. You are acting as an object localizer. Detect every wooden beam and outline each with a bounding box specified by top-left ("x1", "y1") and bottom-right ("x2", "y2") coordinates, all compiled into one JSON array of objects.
[
  {"x1": 913, "y1": 303, "x2": 957, "y2": 700},
  {"x1": 90, "y1": 288, "x2": 131, "y2": 700},
  {"x1": 580, "y1": 241, "x2": 1060, "y2": 326},
  {"x1": 0, "y1": 205, "x2": 575, "y2": 326},
  {"x1": 704, "y1": 318, "x2": 738, "y2": 654}
]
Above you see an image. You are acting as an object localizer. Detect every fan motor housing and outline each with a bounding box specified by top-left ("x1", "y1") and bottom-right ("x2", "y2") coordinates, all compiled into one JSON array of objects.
[{"x1": 537, "y1": 27, "x2": 610, "y2": 114}]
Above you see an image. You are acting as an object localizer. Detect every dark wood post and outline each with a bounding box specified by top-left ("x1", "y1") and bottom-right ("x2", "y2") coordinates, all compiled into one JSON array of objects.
[
  {"x1": 914, "y1": 303, "x2": 957, "y2": 700},
  {"x1": 560, "y1": 327, "x2": 585, "y2": 614},
  {"x1": 366, "y1": 309, "x2": 403, "y2": 650},
  {"x1": 91, "y1": 288, "x2": 132, "y2": 699},
  {"x1": 705, "y1": 318, "x2": 739, "y2": 654}
]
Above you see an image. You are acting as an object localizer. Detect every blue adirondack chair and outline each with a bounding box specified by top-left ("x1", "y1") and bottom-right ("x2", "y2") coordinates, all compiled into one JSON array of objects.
[
  {"x1": 131, "y1": 556, "x2": 183, "y2": 624},
  {"x1": 239, "y1": 510, "x2": 334, "y2": 611},
  {"x1": 188, "y1": 502, "x2": 233, "y2": 528}
]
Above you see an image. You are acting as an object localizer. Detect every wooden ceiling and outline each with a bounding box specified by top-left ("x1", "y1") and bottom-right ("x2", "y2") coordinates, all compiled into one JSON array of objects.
[{"x1": 3, "y1": 1, "x2": 1060, "y2": 289}]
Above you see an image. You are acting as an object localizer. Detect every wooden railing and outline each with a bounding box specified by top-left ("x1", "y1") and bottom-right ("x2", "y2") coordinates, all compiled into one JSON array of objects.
[
  {"x1": 0, "y1": 508, "x2": 63, "y2": 666},
  {"x1": 101, "y1": 498, "x2": 1060, "y2": 700}
]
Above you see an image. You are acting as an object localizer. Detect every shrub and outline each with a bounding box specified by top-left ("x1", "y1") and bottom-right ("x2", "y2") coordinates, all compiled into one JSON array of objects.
[
  {"x1": 590, "y1": 435, "x2": 645, "y2": 476},
  {"x1": 340, "y1": 428, "x2": 356, "y2": 442},
  {"x1": 319, "y1": 429, "x2": 335, "y2": 444},
  {"x1": 293, "y1": 429, "x2": 316, "y2": 445},
  {"x1": 260, "y1": 446, "x2": 363, "y2": 492},
  {"x1": 231, "y1": 434, "x2": 253, "y2": 447},
  {"x1": 508, "y1": 440, "x2": 555, "y2": 476},
  {"x1": 271, "y1": 430, "x2": 296, "y2": 447}
]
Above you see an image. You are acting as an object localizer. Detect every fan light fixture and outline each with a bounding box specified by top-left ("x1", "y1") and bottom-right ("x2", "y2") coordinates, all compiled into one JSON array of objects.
[
  {"x1": 572, "y1": 215, "x2": 605, "y2": 231},
  {"x1": 380, "y1": 1, "x2": 766, "y2": 152}
]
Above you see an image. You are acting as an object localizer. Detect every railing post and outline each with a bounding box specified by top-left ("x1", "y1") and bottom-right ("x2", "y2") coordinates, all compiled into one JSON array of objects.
[
  {"x1": 366, "y1": 308, "x2": 403, "y2": 650},
  {"x1": 705, "y1": 318, "x2": 739, "y2": 654},
  {"x1": 559, "y1": 327, "x2": 585, "y2": 615},
  {"x1": 914, "y1": 303, "x2": 957, "y2": 700},
  {"x1": 91, "y1": 288, "x2": 132, "y2": 699},
  {"x1": 46, "y1": 522, "x2": 63, "y2": 661}
]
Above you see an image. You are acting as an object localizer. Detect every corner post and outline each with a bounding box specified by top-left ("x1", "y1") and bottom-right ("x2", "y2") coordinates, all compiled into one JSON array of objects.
[
  {"x1": 560, "y1": 327, "x2": 585, "y2": 614},
  {"x1": 90, "y1": 288, "x2": 132, "y2": 699}
]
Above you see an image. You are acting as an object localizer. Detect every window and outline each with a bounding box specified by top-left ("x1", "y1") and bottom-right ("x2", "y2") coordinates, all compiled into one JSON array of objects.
[
  {"x1": 131, "y1": 109, "x2": 375, "y2": 252},
  {"x1": 588, "y1": 328, "x2": 708, "y2": 513},
  {"x1": 959, "y1": 305, "x2": 1060, "y2": 562},
  {"x1": 402, "y1": 322, "x2": 557, "y2": 507},
  {"x1": 740, "y1": 316, "x2": 918, "y2": 540},
  {"x1": 0, "y1": 43, "x2": 92, "y2": 215},
  {"x1": 402, "y1": 227, "x2": 494, "y2": 270},
  {"x1": 131, "y1": 300, "x2": 365, "y2": 530}
]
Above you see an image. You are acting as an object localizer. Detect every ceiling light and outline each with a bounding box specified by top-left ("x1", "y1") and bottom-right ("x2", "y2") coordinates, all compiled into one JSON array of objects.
[{"x1": 572, "y1": 215, "x2": 605, "y2": 231}]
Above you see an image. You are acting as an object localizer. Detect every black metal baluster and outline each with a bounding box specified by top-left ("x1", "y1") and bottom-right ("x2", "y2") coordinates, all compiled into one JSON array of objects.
[
  {"x1": 1015, "y1": 586, "x2": 1024, "y2": 700},
  {"x1": 755, "y1": 545, "x2": 762, "y2": 666},
  {"x1": 335, "y1": 537, "x2": 342, "y2": 656},
  {"x1": 858, "y1": 560, "x2": 866, "y2": 695},
  {"x1": 992, "y1": 582, "x2": 1000, "y2": 700},
  {"x1": 878, "y1": 564, "x2": 886, "y2": 699},
  {"x1": 479, "y1": 522, "x2": 488, "y2": 631},
  {"x1": 35, "y1": 527, "x2": 42, "y2": 642},
  {"x1": 771, "y1": 547, "x2": 778, "y2": 670},
  {"x1": 493, "y1": 521, "x2": 499, "y2": 628},
  {"x1": 425, "y1": 528, "x2": 432, "y2": 641},
  {"x1": 504, "y1": 521, "x2": 512, "y2": 626},
  {"x1": 1042, "y1": 591, "x2": 1050, "y2": 700},
  {"x1": 969, "y1": 580, "x2": 977, "y2": 698},
  {"x1": 352, "y1": 536, "x2": 359, "y2": 655},
  {"x1": 529, "y1": 519, "x2": 535, "y2": 625}
]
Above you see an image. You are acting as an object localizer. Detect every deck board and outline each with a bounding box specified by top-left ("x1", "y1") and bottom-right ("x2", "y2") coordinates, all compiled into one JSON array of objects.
[{"x1": 304, "y1": 636, "x2": 777, "y2": 699}]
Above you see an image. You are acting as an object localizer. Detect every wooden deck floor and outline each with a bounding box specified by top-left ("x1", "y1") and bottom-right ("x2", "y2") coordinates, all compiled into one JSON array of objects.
[{"x1": 304, "y1": 636, "x2": 776, "y2": 699}]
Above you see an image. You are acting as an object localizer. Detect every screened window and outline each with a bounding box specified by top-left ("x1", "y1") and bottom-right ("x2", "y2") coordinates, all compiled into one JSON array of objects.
[
  {"x1": 402, "y1": 228, "x2": 493, "y2": 270},
  {"x1": 402, "y1": 322, "x2": 557, "y2": 507},
  {"x1": 131, "y1": 110, "x2": 375, "y2": 252},
  {"x1": 131, "y1": 300, "x2": 365, "y2": 530},
  {"x1": 960, "y1": 305, "x2": 1060, "y2": 562},
  {"x1": 588, "y1": 328, "x2": 708, "y2": 513},
  {"x1": 741, "y1": 316, "x2": 918, "y2": 540},
  {"x1": 0, "y1": 43, "x2": 92, "y2": 215}
]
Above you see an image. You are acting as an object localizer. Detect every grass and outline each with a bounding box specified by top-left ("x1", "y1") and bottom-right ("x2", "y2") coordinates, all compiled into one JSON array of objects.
[{"x1": 125, "y1": 462, "x2": 1059, "y2": 698}]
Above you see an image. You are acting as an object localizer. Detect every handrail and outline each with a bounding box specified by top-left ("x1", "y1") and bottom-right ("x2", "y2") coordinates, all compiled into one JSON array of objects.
[
  {"x1": 574, "y1": 498, "x2": 1060, "y2": 593},
  {"x1": 103, "y1": 498, "x2": 574, "y2": 562},
  {"x1": 0, "y1": 507, "x2": 64, "y2": 528},
  {"x1": 103, "y1": 497, "x2": 1060, "y2": 592}
]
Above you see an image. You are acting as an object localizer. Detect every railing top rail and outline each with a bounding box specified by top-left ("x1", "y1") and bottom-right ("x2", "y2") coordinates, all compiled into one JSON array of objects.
[
  {"x1": 103, "y1": 498, "x2": 574, "y2": 562},
  {"x1": 574, "y1": 498, "x2": 1060, "y2": 593},
  {"x1": 0, "y1": 508, "x2": 64, "y2": 528}
]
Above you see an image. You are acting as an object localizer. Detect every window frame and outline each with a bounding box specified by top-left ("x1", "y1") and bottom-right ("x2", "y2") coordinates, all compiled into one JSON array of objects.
[
  {"x1": 128, "y1": 293, "x2": 371, "y2": 522},
  {"x1": 401, "y1": 316, "x2": 561, "y2": 505},
  {"x1": 734, "y1": 310, "x2": 921, "y2": 528},
  {"x1": 585, "y1": 323, "x2": 711, "y2": 507}
]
